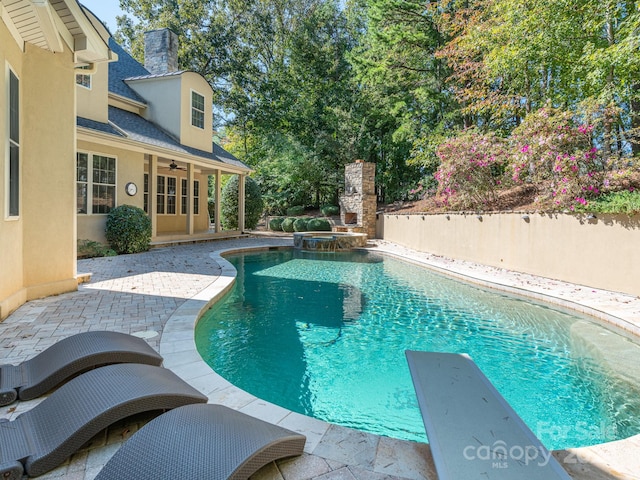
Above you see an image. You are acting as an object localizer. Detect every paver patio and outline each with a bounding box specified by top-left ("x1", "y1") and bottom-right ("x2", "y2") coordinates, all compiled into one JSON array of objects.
[{"x1": 1, "y1": 237, "x2": 639, "y2": 480}]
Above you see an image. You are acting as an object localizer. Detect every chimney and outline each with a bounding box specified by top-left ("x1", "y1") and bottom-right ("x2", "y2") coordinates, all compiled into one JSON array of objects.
[{"x1": 144, "y1": 28, "x2": 179, "y2": 75}]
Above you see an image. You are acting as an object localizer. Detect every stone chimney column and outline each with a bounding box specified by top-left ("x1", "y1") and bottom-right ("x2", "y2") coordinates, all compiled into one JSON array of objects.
[
  {"x1": 144, "y1": 29, "x2": 179, "y2": 75},
  {"x1": 339, "y1": 161, "x2": 377, "y2": 238}
]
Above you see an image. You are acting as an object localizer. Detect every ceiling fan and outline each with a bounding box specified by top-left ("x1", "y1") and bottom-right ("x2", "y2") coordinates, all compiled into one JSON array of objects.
[{"x1": 162, "y1": 161, "x2": 187, "y2": 171}]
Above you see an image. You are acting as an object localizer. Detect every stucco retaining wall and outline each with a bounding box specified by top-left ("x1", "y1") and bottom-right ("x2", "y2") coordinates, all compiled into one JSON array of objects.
[{"x1": 377, "y1": 212, "x2": 640, "y2": 297}]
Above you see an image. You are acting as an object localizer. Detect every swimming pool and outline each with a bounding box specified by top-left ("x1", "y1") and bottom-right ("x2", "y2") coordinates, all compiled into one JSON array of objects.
[{"x1": 195, "y1": 249, "x2": 640, "y2": 450}]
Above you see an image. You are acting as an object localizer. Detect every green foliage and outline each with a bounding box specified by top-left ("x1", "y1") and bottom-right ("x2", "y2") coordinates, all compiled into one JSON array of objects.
[
  {"x1": 269, "y1": 217, "x2": 286, "y2": 231},
  {"x1": 105, "y1": 205, "x2": 151, "y2": 254},
  {"x1": 307, "y1": 218, "x2": 332, "y2": 231},
  {"x1": 578, "y1": 190, "x2": 640, "y2": 214},
  {"x1": 281, "y1": 217, "x2": 297, "y2": 232},
  {"x1": 220, "y1": 176, "x2": 264, "y2": 230},
  {"x1": 320, "y1": 205, "x2": 339, "y2": 216},
  {"x1": 293, "y1": 218, "x2": 310, "y2": 232},
  {"x1": 116, "y1": 0, "x2": 640, "y2": 210},
  {"x1": 286, "y1": 205, "x2": 305, "y2": 216},
  {"x1": 77, "y1": 239, "x2": 117, "y2": 259}
]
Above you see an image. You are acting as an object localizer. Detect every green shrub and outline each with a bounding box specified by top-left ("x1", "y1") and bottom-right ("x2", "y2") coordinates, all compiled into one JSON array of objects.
[
  {"x1": 286, "y1": 205, "x2": 305, "y2": 216},
  {"x1": 293, "y1": 217, "x2": 309, "y2": 232},
  {"x1": 269, "y1": 217, "x2": 286, "y2": 231},
  {"x1": 221, "y1": 176, "x2": 264, "y2": 230},
  {"x1": 281, "y1": 217, "x2": 296, "y2": 232},
  {"x1": 77, "y1": 239, "x2": 117, "y2": 259},
  {"x1": 105, "y1": 205, "x2": 152, "y2": 254},
  {"x1": 307, "y1": 218, "x2": 332, "y2": 231},
  {"x1": 320, "y1": 205, "x2": 339, "y2": 216},
  {"x1": 577, "y1": 189, "x2": 640, "y2": 214}
]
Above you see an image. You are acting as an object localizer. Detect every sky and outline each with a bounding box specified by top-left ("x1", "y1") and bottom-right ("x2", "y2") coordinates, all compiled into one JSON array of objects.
[{"x1": 78, "y1": 1, "x2": 128, "y2": 33}]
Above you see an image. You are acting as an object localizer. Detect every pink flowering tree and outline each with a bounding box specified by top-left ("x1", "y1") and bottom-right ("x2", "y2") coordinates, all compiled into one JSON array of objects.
[
  {"x1": 435, "y1": 129, "x2": 508, "y2": 209},
  {"x1": 508, "y1": 107, "x2": 606, "y2": 210}
]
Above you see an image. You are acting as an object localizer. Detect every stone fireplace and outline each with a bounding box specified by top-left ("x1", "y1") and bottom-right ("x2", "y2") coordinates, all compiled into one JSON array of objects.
[{"x1": 339, "y1": 161, "x2": 376, "y2": 238}]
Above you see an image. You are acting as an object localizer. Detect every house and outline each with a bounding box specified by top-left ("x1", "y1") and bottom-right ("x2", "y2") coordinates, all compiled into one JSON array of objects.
[
  {"x1": 76, "y1": 12, "x2": 251, "y2": 245},
  {"x1": 1, "y1": 0, "x2": 113, "y2": 320},
  {"x1": 1, "y1": 2, "x2": 251, "y2": 322}
]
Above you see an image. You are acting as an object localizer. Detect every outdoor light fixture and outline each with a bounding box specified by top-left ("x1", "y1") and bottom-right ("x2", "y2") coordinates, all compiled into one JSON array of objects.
[
  {"x1": 476, "y1": 215, "x2": 482, "y2": 220},
  {"x1": 586, "y1": 214, "x2": 597, "y2": 220}
]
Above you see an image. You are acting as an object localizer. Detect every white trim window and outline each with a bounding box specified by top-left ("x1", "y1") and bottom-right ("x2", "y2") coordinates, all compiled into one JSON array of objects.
[
  {"x1": 167, "y1": 177, "x2": 177, "y2": 214},
  {"x1": 157, "y1": 175, "x2": 165, "y2": 214},
  {"x1": 76, "y1": 152, "x2": 116, "y2": 214},
  {"x1": 193, "y1": 180, "x2": 200, "y2": 215},
  {"x1": 7, "y1": 66, "x2": 20, "y2": 218},
  {"x1": 75, "y1": 65, "x2": 92, "y2": 89},
  {"x1": 75, "y1": 73, "x2": 91, "y2": 89},
  {"x1": 181, "y1": 178, "x2": 188, "y2": 215},
  {"x1": 191, "y1": 90, "x2": 205, "y2": 129},
  {"x1": 143, "y1": 173, "x2": 149, "y2": 213},
  {"x1": 157, "y1": 175, "x2": 178, "y2": 215}
]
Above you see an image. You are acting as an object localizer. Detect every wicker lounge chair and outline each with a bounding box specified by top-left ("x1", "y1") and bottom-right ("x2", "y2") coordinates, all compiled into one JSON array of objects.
[
  {"x1": 95, "y1": 404, "x2": 307, "y2": 480},
  {"x1": 0, "y1": 331, "x2": 163, "y2": 406},
  {"x1": 0, "y1": 363, "x2": 207, "y2": 479},
  {"x1": 405, "y1": 350, "x2": 571, "y2": 480}
]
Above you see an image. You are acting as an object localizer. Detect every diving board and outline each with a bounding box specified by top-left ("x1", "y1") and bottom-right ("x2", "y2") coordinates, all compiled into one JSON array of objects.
[{"x1": 405, "y1": 351, "x2": 571, "y2": 480}]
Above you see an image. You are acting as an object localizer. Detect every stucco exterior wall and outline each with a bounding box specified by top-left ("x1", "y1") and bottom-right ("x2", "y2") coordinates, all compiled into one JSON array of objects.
[
  {"x1": 76, "y1": 61, "x2": 109, "y2": 123},
  {"x1": 1, "y1": 28, "x2": 79, "y2": 319},
  {"x1": 0, "y1": 21, "x2": 26, "y2": 318},
  {"x1": 128, "y1": 76, "x2": 181, "y2": 141},
  {"x1": 153, "y1": 170, "x2": 210, "y2": 234},
  {"x1": 76, "y1": 140, "x2": 145, "y2": 244},
  {"x1": 378, "y1": 212, "x2": 640, "y2": 297},
  {"x1": 179, "y1": 72, "x2": 214, "y2": 152},
  {"x1": 21, "y1": 43, "x2": 78, "y2": 301}
]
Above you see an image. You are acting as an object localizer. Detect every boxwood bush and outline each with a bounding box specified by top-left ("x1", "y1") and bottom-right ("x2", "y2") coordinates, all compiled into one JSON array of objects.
[
  {"x1": 105, "y1": 205, "x2": 152, "y2": 254},
  {"x1": 293, "y1": 218, "x2": 309, "y2": 232},
  {"x1": 286, "y1": 205, "x2": 305, "y2": 216},
  {"x1": 320, "y1": 205, "x2": 339, "y2": 216},
  {"x1": 307, "y1": 218, "x2": 332, "y2": 231},
  {"x1": 281, "y1": 217, "x2": 296, "y2": 232},
  {"x1": 269, "y1": 217, "x2": 286, "y2": 231}
]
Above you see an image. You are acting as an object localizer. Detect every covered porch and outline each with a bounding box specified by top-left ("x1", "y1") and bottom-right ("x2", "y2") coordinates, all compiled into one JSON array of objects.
[{"x1": 144, "y1": 149, "x2": 249, "y2": 245}]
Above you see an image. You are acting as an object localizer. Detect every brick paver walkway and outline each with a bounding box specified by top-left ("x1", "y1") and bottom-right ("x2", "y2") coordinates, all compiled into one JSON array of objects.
[{"x1": 1, "y1": 236, "x2": 639, "y2": 480}]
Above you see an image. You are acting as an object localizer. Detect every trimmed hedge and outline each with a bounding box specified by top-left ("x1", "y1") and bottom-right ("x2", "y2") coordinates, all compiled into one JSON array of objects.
[
  {"x1": 320, "y1": 205, "x2": 339, "y2": 216},
  {"x1": 293, "y1": 218, "x2": 309, "y2": 232},
  {"x1": 281, "y1": 217, "x2": 296, "y2": 232},
  {"x1": 307, "y1": 218, "x2": 332, "y2": 231},
  {"x1": 286, "y1": 205, "x2": 305, "y2": 216},
  {"x1": 269, "y1": 217, "x2": 286, "y2": 231},
  {"x1": 105, "y1": 205, "x2": 152, "y2": 254}
]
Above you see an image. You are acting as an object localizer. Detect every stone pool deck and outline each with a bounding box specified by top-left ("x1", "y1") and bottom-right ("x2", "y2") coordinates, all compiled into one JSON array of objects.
[{"x1": 0, "y1": 236, "x2": 639, "y2": 479}]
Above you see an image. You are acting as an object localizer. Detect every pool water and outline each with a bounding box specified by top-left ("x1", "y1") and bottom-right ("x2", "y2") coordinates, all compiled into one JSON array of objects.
[{"x1": 195, "y1": 249, "x2": 640, "y2": 449}]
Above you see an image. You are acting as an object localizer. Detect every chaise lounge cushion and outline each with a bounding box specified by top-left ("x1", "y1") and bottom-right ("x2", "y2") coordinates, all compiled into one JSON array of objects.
[
  {"x1": 95, "y1": 404, "x2": 307, "y2": 480},
  {"x1": 0, "y1": 363, "x2": 206, "y2": 478},
  {"x1": 0, "y1": 331, "x2": 163, "y2": 406}
]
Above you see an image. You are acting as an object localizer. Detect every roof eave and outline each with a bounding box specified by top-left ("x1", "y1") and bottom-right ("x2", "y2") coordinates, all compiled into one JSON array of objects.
[{"x1": 76, "y1": 126, "x2": 251, "y2": 175}]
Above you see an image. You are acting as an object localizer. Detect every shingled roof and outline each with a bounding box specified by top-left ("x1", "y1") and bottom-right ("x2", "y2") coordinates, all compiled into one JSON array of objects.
[
  {"x1": 79, "y1": 37, "x2": 249, "y2": 171},
  {"x1": 108, "y1": 38, "x2": 148, "y2": 103}
]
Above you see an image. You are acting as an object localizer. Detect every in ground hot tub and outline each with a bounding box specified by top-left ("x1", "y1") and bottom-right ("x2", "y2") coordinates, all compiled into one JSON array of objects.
[{"x1": 293, "y1": 232, "x2": 367, "y2": 251}]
